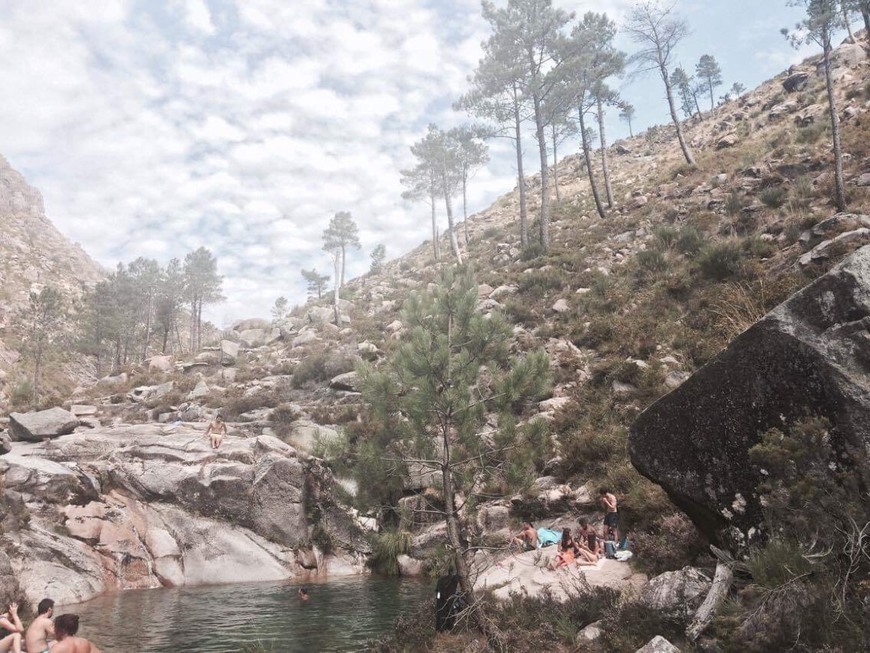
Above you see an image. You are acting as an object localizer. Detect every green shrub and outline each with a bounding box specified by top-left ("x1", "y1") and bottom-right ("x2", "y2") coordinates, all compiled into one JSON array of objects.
[
  {"x1": 653, "y1": 225, "x2": 678, "y2": 249},
  {"x1": 516, "y1": 268, "x2": 565, "y2": 296},
  {"x1": 725, "y1": 191, "x2": 743, "y2": 217},
  {"x1": 368, "y1": 529, "x2": 411, "y2": 576},
  {"x1": 632, "y1": 512, "x2": 707, "y2": 575},
  {"x1": 697, "y1": 241, "x2": 743, "y2": 280},
  {"x1": 520, "y1": 242, "x2": 546, "y2": 261},
  {"x1": 636, "y1": 249, "x2": 668, "y2": 274},
  {"x1": 759, "y1": 186, "x2": 787, "y2": 209},
  {"x1": 795, "y1": 121, "x2": 827, "y2": 144},
  {"x1": 676, "y1": 225, "x2": 704, "y2": 256},
  {"x1": 503, "y1": 299, "x2": 536, "y2": 327},
  {"x1": 292, "y1": 350, "x2": 354, "y2": 388}
]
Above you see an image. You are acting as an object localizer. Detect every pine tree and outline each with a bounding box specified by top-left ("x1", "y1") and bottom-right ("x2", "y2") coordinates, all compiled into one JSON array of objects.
[
  {"x1": 322, "y1": 211, "x2": 361, "y2": 288},
  {"x1": 271, "y1": 297, "x2": 289, "y2": 321},
  {"x1": 696, "y1": 54, "x2": 723, "y2": 110},
  {"x1": 356, "y1": 266, "x2": 550, "y2": 623},
  {"x1": 449, "y1": 126, "x2": 489, "y2": 246},
  {"x1": 784, "y1": 0, "x2": 846, "y2": 211},
  {"x1": 15, "y1": 287, "x2": 66, "y2": 408},
  {"x1": 619, "y1": 102, "x2": 636, "y2": 137},
  {"x1": 300, "y1": 268, "x2": 330, "y2": 299},
  {"x1": 183, "y1": 247, "x2": 224, "y2": 353},
  {"x1": 370, "y1": 244, "x2": 386, "y2": 273}
]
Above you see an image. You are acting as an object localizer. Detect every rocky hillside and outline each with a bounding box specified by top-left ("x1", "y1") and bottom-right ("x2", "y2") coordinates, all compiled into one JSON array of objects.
[
  {"x1": 1, "y1": 36, "x2": 870, "y2": 650},
  {"x1": 0, "y1": 154, "x2": 104, "y2": 402}
]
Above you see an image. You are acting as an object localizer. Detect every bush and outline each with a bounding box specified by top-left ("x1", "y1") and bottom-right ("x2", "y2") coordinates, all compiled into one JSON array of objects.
[
  {"x1": 219, "y1": 388, "x2": 285, "y2": 421},
  {"x1": 292, "y1": 350, "x2": 354, "y2": 388},
  {"x1": 794, "y1": 121, "x2": 827, "y2": 144},
  {"x1": 759, "y1": 186, "x2": 787, "y2": 209},
  {"x1": 520, "y1": 242, "x2": 546, "y2": 261},
  {"x1": 636, "y1": 249, "x2": 668, "y2": 274},
  {"x1": 653, "y1": 225, "x2": 678, "y2": 249},
  {"x1": 368, "y1": 529, "x2": 412, "y2": 576},
  {"x1": 676, "y1": 225, "x2": 704, "y2": 256},
  {"x1": 269, "y1": 403, "x2": 301, "y2": 438},
  {"x1": 632, "y1": 512, "x2": 707, "y2": 575},
  {"x1": 516, "y1": 268, "x2": 565, "y2": 296},
  {"x1": 725, "y1": 191, "x2": 743, "y2": 217},
  {"x1": 697, "y1": 241, "x2": 743, "y2": 281}
]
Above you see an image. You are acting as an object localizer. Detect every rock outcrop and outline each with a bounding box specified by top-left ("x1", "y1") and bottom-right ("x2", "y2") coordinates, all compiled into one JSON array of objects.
[
  {"x1": 1, "y1": 425, "x2": 370, "y2": 604},
  {"x1": 9, "y1": 407, "x2": 80, "y2": 441},
  {"x1": 630, "y1": 245, "x2": 870, "y2": 547}
]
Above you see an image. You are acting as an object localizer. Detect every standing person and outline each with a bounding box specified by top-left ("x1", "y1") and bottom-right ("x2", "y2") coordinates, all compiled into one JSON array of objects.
[
  {"x1": 204, "y1": 414, "x2": 227, "y2": 449},
  {"x1": 599, "y1": 487, "x2": 619, "y2": 543},
  {"x1": 25, "y1": 599, "x2": 55, "y2": 653},
  {"x1": 51, "y1": 614, "x2": 101, "y2": 653},
  {"x1": 0, "y1": 603, "x2": 22, "y2": 653}
]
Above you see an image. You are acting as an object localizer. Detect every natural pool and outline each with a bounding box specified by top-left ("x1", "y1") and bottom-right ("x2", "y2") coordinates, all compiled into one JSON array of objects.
[{"x1": 62, "y1": 576, "x2": 432, "y2": 652}]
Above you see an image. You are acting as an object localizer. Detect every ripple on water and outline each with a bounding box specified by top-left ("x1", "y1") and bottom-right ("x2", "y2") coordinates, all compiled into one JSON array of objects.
[{"x1": 61, "y1": 576, "x2": 432, "y2": 652}]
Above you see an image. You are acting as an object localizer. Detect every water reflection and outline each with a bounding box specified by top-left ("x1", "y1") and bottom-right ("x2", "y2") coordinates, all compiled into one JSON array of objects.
[{"x1": 63, "y1": 576, "x2": 431, "y2": 652}]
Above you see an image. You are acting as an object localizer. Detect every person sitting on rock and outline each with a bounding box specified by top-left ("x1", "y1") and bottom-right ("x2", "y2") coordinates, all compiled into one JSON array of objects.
[
  {"x1": 25, "y1": 598, "x2": 55, "y2": 653},
  {"x1": 51, "y1": 614, "x2": 101, "y2": 653},
  {"x1": 204, "y1": 414, "x2": 227, "y2": 449},
  {"x1": 547, "y1": 528, "x2": 580, "y2": 570},
  {"x1": 576, "y1": 519, "x2": 601, "y2": 564},
  {"x1": 511, "y1": 522, "x2": 539, "y2": 551},
  {"x1": 0, "y1": 602, "x2": 23, "y2": 653}
]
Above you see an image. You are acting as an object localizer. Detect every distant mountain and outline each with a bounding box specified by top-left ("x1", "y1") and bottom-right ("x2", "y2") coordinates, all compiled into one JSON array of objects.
[{"x1": 0, "y1": 154, "x2": 104, "y2": 403}]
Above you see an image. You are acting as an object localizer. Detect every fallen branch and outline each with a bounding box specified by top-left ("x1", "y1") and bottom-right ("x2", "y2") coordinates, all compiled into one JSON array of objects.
[{"x1": 686, "y1": 561, "x2": 734, "y2": 641}]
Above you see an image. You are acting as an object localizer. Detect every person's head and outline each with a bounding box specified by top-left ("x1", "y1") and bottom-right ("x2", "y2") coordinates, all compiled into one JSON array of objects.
[
  {"x1": 298, "y1": 587, "x2": 309, "y2": 599},
  {"x1": 599, "y1": 487, "x2": 610, "y2": 496},
  {"x1": 523, "y1": 522, "x2": 534, "y2": 530},
  {"x1": 561, "y1": 527, "x2": 571, "y2": 546},
  {"x1": 579, "y1": 518, "x2": 589, "y2": 529},
  {"x1": 36, "y1": 598, "x2": 54, "y2": 617},
  {"x1": 54, "y1": 614, "x2": 79, "y2": 638},
  {"x1": 216, "y1": 414, "x2": 224, "y2": 423}
]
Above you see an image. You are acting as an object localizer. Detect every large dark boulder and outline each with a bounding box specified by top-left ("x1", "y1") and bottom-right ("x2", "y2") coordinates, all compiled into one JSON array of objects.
[
  {"x1": 630, "y1": 245, "x2": 870, "y2": 549},
  {"x1": 9, "y1": 407, "x2": 79, "y2": 442}
]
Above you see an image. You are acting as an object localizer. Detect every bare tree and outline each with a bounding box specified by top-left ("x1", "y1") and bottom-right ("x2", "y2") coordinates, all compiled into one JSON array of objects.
[
  {"x1": 784, "y1": 0, "x2": 846, "y2": 211},
  {"x1": 625, "y1": 1, "x2": 696, "y2": 165}
]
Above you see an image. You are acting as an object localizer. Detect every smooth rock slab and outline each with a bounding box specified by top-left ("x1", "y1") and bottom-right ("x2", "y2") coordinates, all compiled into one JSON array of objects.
[
  {"x1": 9, "y1": 407, "x2": 79, "y2": 441},
  {"x1": 630, "y1": 245, "x2": 870, "y2": 547},
  {"x1": 636, "y1": 636, "x2": 681, "y2": 653}
]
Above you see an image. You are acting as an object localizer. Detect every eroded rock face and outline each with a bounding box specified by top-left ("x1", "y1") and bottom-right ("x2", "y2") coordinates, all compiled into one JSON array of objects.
[
  {"x1": 1, "y1": 424, "x2": 368, "y2": 604},
  {"x1": 630, "y1": 245, "x2": 870, "y2": 548}
]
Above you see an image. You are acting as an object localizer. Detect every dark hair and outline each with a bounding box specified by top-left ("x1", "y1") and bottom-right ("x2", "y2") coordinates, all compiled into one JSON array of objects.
[
  {"x1": 37, "y1": 599, "x2": 54, "y2": 615},
  {"x1": 523, "y1": 522, "x2": 533, "y2": 529},
  {"x1": 55, "y1": 614, "x2": 79, "y2": 637},
  {"x1": 599, "y1": 487, "x2": 610, "y2": 495},
  {"x1": 216, "y1": 414, "x2": 224, "y2": 421},
  {"x1": 560, "y1": 527, "x2": 572, "y2": 548},
  {"x1": 579, "y1": 518, "x2": 588, "y2": 528},
  {"x1": 299, "y1": 587, "x2": 308, "y2": 594}
]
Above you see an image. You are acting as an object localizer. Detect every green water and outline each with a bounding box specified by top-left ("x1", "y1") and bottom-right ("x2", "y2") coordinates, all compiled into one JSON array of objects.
[{"x1": 62, "y1": 576, "x2": 431, "y2": 652}]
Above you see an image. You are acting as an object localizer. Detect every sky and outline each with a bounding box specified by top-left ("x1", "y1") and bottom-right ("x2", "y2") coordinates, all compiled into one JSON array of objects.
[{"x1": 0, "y1": 0, "x2": 824, "y2": 324}]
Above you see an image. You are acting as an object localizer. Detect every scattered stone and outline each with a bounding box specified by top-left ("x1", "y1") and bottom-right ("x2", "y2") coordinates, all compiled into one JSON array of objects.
[
  {"x1": 291, "y1": 331, "x2": 320, "y2": 348},
  {"x1": 147, "y1": 355, "x2": 174, "y2": 372},
  {"x1": 577, "y1": 620, "x2": 603, "y2": 643},
  {"x1": 189, "y1": 381, "x2": 209, "y2": 400},
  {"x1": 397, "y1": 554, "x2": 425, "y2": 577},
  {"x1": 357, "y1": 342, "x2": 380, "y2": 361},
  {"x1": 856, "y1": 173, "x2": 870, "y2": 187},
  {"x1": 636, "y1": 636, "x2": 682, "y2": 653},
  {"x1": 385, "y1": 320, "x2": 403, "y2": 334},
  {"x1": 551, "y1": 299, "x2": 570, "y2": 313},
  {"x1": 782, "y1": 71, "x2": 810, "y2": 93},
  {"x1": 665, "y1": 371, "x2": 691, "y2": 390},
  {"x1": 716, "y1": 134, "x2": 738, "y2": 149},
  {"x1": 490, "y1": 284, "x2": 518, "y2": 300},
  {"x1": 329, "y1": 371, "x2": 360, "y2": 392},
  {"x1": 70, "y1": 405, "x2": 97, "y2": 417},
  {"x1": 612, "y1": 381, "x2": 637, "y2": 399},
  {"x1": 640, "y1": 567, "x2": 711, "y2": 616},
  {"x1": 538, "y1": 396, "x2": 571, "y2": 413},
  {"x1": 1, "y1": 432, "x2": 11, "y2": 455},
  {"x1": 478, "y1": 283, "x2": 494, "y2": 298},
  {"x1": 220, "y1": 340, "x2": 239, "y2": 365},
  {"x1": 9, "y1": 408, "x2": 80, "y2": 442}
]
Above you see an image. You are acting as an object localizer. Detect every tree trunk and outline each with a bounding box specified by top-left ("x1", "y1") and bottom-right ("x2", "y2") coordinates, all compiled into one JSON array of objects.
[
  {"x1": 441, "y1": 441, "x2": 476, "y2": 613},
  {"x1": 843, "y1": 4, "x2": 856, "y2": 43},
  {"x1": 32, "y1": 345, "x2": 43, "y2": 409},
  {"x1": 628, "y1": 116, "x2": 633, "y2": 138},
  {"x1": 340, "y1": 245, "x2": 346, "y2": 289},
  {"x1": 142, "y1": 296, "x2": 152, "y2": 361},
  {"x1": 333, "y1": 255, "x2": 341, "y2": 326},
  {"x1": 161, "y1": 328, "x2": 169, "y2": 355},
  {"x1": 596, "y1": 95, "x2": 614, "y2": 208},
  {"x1": 863, "y1": 6, "x2": 870, "y2": 34},
  {"x1": 462, "y1": 175, "x2": 469, "y2": 246},
  {"x1": 823, "y1": 41, "x2": 847, "y2": 211},
  {"x1": 686, "y1": 562, "x2": 733, "y2": 641},
  {"x1": 189, "y1": 301, "x2": 196, "y2": 352},
  {"x1": 580, "y1": 108, "x2": 607, "y2": 220},
  {"x1": 551, "y1": 124, "x2": 560, "y2": 203},
  {"x1": 532, "y1": 91, "x2": 550, "y2": 251},
  {"x1": 430, "y1": 194, "x2": 441, "y2": 261},
  {"x1": 662, "y1": 65, "x2": 696, "y2": 165},
  {"x1": 708, "y1": 81, "x2": 715, "y2": 111},
  {"x1": 442, "y1": 170, "x2": 463, "y2": 264},
  {"x1": 513, "y1": 86, "x2": 529, "y2": 249},
  {"x1": 693, "y1": 91, "x2": 702, "y2": 119}
]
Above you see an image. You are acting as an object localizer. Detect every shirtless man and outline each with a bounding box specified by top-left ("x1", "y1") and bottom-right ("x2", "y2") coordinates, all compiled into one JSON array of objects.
[
  {"x1": 599, "y1": 487, "x2": 619, "y2": 543},
  {"x1": 51, "y1": 614, "x2": 100, "y2": 653},
  {"x1": 577, "y1": 519, "x2": 601, "y2": 563},
  {"x1": 0, "y1": 602, "x2": 23, "y2": 653},
  {"x1": 204, "y1": 414, "x2": 227, "y2": 449},
  {"x1": 25, "y1": 599, "x2": 54, "y2": 653},
  {"x1": 510, "y1": 522, "x2": 539, "y2": 551}
]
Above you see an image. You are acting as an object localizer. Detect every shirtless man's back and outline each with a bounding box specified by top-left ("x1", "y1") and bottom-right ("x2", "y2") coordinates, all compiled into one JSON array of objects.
[
  {"x1": 52, "y1": 615, "x2": 100, "y2": 653},
  {"x1": 25, "y1": 599, "x2": 55, "y2": 653}
]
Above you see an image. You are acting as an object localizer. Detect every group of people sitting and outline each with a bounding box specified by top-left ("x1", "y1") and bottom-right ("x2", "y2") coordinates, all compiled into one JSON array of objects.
[
  {"x1": 0, "y1": 599, "x2": 101, "y2": 653},
  {"x1": 509, "y1": 488, "x2": 622, "y2": 571}
]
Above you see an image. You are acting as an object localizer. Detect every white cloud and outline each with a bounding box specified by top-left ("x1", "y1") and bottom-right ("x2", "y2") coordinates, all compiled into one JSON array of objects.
[{"x1": 0, "y1": 0, "x2": 814, "y2": 322}]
